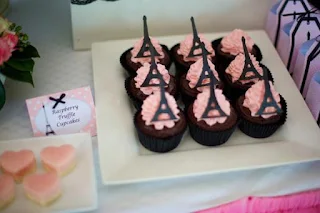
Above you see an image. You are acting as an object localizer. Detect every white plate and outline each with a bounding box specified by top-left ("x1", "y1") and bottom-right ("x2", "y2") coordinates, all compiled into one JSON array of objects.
[
  {"x1": 92, "y1": 30, "x2": 320, "y2": 185},
  {"x1": 0, "y1": 133, "x2": 98, "y2": 213}
]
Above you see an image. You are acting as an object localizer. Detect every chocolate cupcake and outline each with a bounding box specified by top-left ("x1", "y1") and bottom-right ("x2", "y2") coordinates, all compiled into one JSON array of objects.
[
  {"x1": 134, "y1": 90, "x2": 187, "y2": 153},
  {"x1": 170, "y1": 17, "x2": 216, "y2": 79},
  {"x1": 120, "y1": 16, "x2": 172, "y2": 77},
  {"x1": 213, "y1": 29, "x2": 262, "y2": 74},
  {"x1": 180, "y1": 57, "x2": 222, "y2": 108},
  {"x1": 236, "y1": 79, "x2": 287, "y2": 138},
  {"x1": 187, "y1": 88, "x2": 238, "y2": 146},
  {"x1": 125, "y1": 63, "x2": 177, "y2": 110},
  {"x1": 224, "y1": 53, "x2": 273, "y2": 102}
]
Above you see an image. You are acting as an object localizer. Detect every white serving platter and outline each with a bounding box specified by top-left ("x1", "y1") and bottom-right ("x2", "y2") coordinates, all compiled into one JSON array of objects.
[
  {"x1": 0, "y1": 133, "x2": 98, "y2": 213},
  {"x1": 92, "y1": 30, "x2": 320, "y2": 185}
]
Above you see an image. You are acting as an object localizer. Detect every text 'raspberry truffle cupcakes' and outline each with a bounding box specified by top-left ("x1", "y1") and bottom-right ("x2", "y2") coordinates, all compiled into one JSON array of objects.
[
  {"x1": 125, "y1": 62, "x2": 177, "y2": 110},
  {"x1": 187, "y1": 87, "x2": 238, "y2": 146},
  {"x1": 0, "y1": 174, "x2": 15, "y2": 210},
  {"x1": 0, "y1": 150, "x2": 36, "y2": 183},
  {"x1": 120, "y1": 16, "x2": 171, "y2": 77},
  {"x1": 171, "y1": 17, "x2": 215, "y2": 78},
  {"x1": 213, "y1": 29, "x2": 262, "y2": 73},
  {"x1": 134, "y1": 84, "x2": 187, "y2": 153},
  {"x1": 236, "y1": 69, "x2": 287, "y2": 138},
  {"x1": 179, "y1": 44, "x2": 222, "y2": 108},
  {"x1": 23, "y1": 172, "x2": 62, "y2": 206}
]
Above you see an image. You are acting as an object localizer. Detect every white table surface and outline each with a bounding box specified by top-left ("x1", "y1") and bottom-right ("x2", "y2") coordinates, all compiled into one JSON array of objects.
[{"x1": 0, "y1": 1, "x2": 319, "y2": 213}]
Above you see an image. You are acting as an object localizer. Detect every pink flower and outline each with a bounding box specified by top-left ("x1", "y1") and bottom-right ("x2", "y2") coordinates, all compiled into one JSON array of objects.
[
  {"x1": 3, "y1": 32, "x2": 18, "y2": 50},
  {"x1": 0, "y1": 37, "x2": 12, "y2": 66}
]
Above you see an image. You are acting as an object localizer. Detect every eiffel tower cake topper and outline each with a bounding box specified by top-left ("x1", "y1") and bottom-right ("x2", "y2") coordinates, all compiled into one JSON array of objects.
[
  {"x1": 187, "y1": 17, "x2": 210, "y2": 58},
  {"x1": 42, "y1": 104, "x2": 56, "y2": 136},
  {"x1": 200, "y1": 67, "x2": 228, "y2": 119},
  {"x1": 151, "y1": 76, "x2": 178, "y2": 122},
  {"x1": 140, "y1": 43, "x2": 168, "y2": 88},
  {"x1": 135, "y1": 16, "x2": 161, "y2": 59},
  {"x1": 255, "y1": 67, "x2": 282, "y2": 116},
  {"x1": 238, "y1": 37, "x2": 263, "y2": 82},
  {"x1": 195, "y1": 42, "x2": 219, "y2": 88}
]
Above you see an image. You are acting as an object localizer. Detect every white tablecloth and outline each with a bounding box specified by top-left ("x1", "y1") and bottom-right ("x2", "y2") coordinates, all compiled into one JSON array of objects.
[{"x1": 0, "y1": 1, "x2": 319, "y2": 213}]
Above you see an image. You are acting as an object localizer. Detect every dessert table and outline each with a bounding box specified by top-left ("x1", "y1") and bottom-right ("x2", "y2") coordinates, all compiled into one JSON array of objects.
[{"x1": 0, "y1": 0, "x2": 320, "y2": 212}]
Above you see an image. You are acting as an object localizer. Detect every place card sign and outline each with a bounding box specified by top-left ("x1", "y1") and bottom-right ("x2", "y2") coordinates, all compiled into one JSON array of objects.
[{"x1": 26, "y1": 86, "x2": 97, "y2": 136}]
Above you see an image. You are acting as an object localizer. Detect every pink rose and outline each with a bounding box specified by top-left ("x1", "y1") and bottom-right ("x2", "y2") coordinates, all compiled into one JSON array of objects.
[
  {"x1": 0, "y1": 37, "x2": 12, "y2": 66},
  {"x1": 3, "y1": 32, "x2": 18, "y2": 50}
]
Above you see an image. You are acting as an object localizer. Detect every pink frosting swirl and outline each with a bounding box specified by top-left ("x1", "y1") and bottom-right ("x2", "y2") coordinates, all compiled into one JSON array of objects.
[
  {"x1": 130, "y1": 37, "x2": 164, "y2": 65},
  {"x1": 177, "y1": 34, "x2": 215, "y2": 62},
  {"x1": 243, "y1": 80, "x2": 281, "y2": 119},
  {"x1": 186, "y1": 58, "x2": 220, "y2": 91},
  {"x1": 226, "y1": 53, "x2": 263, "y2": 84},
  {"x1": 141, "y1": 91, "x2": 180, "y2": 130},
  {"x1": 221, "y1": 29, "x2": 255, "y2": 56},
  {"x1": 134, "y1": 63, "x2": 170, "y2": 95},
  {"x1": 193, "y1": 89, "x2": 231, "y2": 126}
]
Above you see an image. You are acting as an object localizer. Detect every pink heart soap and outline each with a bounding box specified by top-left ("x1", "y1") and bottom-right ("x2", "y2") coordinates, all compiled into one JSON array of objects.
[
  {"x1": 40, "y1": 144, "x2": 76, "y2": 176},
  {"x1": 23, "y1": 173, "x2": 61, "y2": 206},
  {"x1": 0, "y1": 150, "x2": 36, "y2": 183},
  {"x1": 0, "y1": 174, "x2": 15, "y2": 210}
]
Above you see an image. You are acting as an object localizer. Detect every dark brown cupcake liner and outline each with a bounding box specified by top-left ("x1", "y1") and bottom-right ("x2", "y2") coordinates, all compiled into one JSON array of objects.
[
  {"x1": 212, "y1": 37, "x2": 263, "y2": 75},
  {"x1": 237, "y1": 95, "x2": 287, "y2": 138},
  {"x1": 134, "y1": 110, "x2": 187, "y2": 153},
  {"x1": 223, "y1": 64, "x2": 274, "y2": 103},
  {"x1": 124, "y1": 77, "x2": 143, "y2": 110},
  {"x1": 187, "y1": 106, "x2": 239, "y2": 146},
  {"x1": 120, "y1": 44, "x2": 172, "y2": 77}
]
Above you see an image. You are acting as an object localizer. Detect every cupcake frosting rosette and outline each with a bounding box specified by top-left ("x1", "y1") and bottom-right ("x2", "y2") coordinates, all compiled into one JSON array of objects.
[
  {"x1": 134, "y1": 91, "x2": 187, "y2": 153},
  {"x1": 170, "y1": 17, "x2": 216, "y2": 79},
  {"x1": 120, "y1": 16, "x2": 172, "y2": 77},
  {"x1": 125, "y1": 62, "x2": 177, "y2": 110},
  {"x1": 180, "y1": 57, "x2": 222, "y2": 108},
  {"x1": 212, "y1": 29, "x2": 262, "y2": 74},
  {"x1": 236, "y1": 80, "x2": 287, "y2": 138},
  {"x1": 223, "y1": 52, "x2": 274, "y2": 102}
]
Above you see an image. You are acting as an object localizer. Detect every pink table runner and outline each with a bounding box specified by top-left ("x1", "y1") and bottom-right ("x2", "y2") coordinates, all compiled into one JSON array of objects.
[{"x1": 196, "y1": 189, "x2": 320, "y2": 213}]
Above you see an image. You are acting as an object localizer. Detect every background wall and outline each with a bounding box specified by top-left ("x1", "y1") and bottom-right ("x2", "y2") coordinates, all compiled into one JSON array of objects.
[{"x1": 71, "y1": 0, "x2": 274, "y2": 50}]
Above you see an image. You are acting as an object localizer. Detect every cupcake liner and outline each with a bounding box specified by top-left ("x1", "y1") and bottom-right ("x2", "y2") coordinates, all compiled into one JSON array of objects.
[
  {"x1": 237, "y1": 95, "x2": 287, "y2": 138},
  {"x1": 120, "y1": 45, "x2": 172, "y2": 77},
  {"x1": 187, "y1": 105, "x2": 239, "y2": 146},
  {"x1": 124, "y1": 77, "x2": 143, "y2": 110},
  {"x1": 223, "y1": 65, "x2": 274, "y2": 103},
  {"x1": 134, "y1": 110, "x2": 187, "y2": 153}
]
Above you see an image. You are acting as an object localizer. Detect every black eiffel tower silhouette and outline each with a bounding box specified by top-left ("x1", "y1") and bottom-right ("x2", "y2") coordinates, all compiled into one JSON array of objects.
[
  {"x1": 151, "y1": 79, "x2": 177, "y2": 122},
  {"x1": 42, "y1": 104, "x2": 55, "y2": 136},
  {"x1": 238, "y1": 37, "x2": 263, "y2": 82},
  {"x1": 140, "y1": 44, "x2": 167, "y2": 88},
  {"x1": 195, "y1": 42, "x2": 219, "y2": 88},
  {"x1": 300, "y1": 37, "x2": 320, "y2": 93},
  {"x1": 201, "y1": 67, "x2": 228, "y2": 119},
  {"x1": 255, "y1": 67, "x2": 282, "y2": 116},
  {"x1": 187, "y1": 17, "x2": 210, "y2": 58},
  {"x1": 135, "y1": 16, "x2": 161, "y2": 59}
]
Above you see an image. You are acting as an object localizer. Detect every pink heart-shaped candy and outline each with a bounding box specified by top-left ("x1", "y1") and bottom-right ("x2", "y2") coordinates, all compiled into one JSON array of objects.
[
  {"x1": 0, "y1": 174, "x2": 15, "y2": 201},
  {"x1": 0, "y1": 150, "x2": 35, "y2": 173},
  {"x1": 41, "y1": 144, "x2": 75, "y2": 166}
]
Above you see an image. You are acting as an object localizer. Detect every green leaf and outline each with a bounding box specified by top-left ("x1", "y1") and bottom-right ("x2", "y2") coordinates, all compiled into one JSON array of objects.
[
  {"x1": 0, "y1": 80, "x2": 5, "y2": 110},
  {"x1": 1, "y1": 65, "x2": 34, "y2": 86},
  {"x1": 6, "y1": 58, "x2": 35, "y2": 72},
  {"x1": 11, "y1": 45, "x2": 40, "y2": 59}
]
